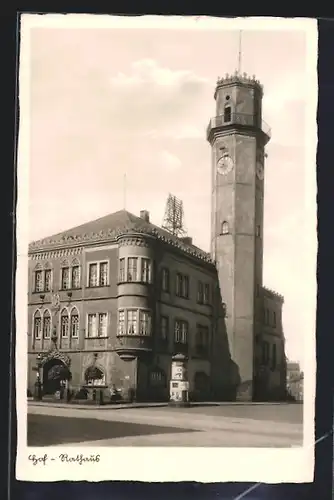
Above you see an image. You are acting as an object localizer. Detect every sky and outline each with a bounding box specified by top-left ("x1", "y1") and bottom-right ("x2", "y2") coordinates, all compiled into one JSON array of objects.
[{"x1": 23, "y1": 16, "x2": 317, "y2": 369}]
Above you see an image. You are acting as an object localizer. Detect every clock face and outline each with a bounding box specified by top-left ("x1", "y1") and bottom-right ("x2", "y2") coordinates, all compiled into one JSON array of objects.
[
  {"x1": 256, "y1": 161, "x2": 264, "y2": 181},
  {"x1": 217, "y1": 155, "x2": 234, "y2": 176}
]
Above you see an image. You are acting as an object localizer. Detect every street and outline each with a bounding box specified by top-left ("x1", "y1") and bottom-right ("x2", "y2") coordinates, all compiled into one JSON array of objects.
[{"x1": 27, "y1": 403, "x2": 303, "y2": 448}]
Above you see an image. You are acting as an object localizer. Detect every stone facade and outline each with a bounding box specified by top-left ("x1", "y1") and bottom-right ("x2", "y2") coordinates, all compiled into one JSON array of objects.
[
  {"x1": 27, "y1": 220, "x2": 238, "y2": 402},
  {"x1": 207, "y1": 72, "x2": 286, "y2": 401}
]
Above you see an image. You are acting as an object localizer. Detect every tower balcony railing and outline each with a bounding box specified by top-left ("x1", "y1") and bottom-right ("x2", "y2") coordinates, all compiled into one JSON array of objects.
[{"x1": 206, "y1": 112, "x2": 271, "y2": 141}]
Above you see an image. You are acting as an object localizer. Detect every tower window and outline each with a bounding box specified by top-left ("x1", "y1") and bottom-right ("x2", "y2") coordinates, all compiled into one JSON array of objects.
[
  {"x1": 225, "y1": 95, "x2": 230, "y2": 101},
  {"x1": 256, "y1": 225, "x2": 261, "y2": 237},
  {"x1": 221, "y1": 221, "x2": 229, "y2": 235},
  {"x1": 224, "y1": 106, "x2": 231, "y2": 123}
]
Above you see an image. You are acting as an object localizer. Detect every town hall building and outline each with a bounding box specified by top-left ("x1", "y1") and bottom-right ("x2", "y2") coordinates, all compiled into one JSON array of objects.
[{"x1": 27, "y1": 71, "x2": 287, "y2": 402}]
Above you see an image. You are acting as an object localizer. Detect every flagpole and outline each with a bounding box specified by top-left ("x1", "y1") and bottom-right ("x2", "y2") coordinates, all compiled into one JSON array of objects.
[
  {"x1": 123, "y1": 173, "x2": 127, "y2": 210},
  {"x1": 238, "y1": 30, "x2": 242, "y2": 74}
]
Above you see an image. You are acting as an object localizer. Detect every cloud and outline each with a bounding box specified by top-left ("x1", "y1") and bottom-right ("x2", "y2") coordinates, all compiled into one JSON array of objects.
[
  {"x1": 110, "y1": 58, "x2": 208, "y2": 88},
  {"x1": 106, "y1": 59, "x2": 209, "y2": 135}
]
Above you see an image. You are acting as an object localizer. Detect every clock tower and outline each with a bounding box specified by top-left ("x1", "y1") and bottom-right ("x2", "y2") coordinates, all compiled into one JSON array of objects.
[{"x1": 207, "y1": 72, "x2": 270, "y2": 401}]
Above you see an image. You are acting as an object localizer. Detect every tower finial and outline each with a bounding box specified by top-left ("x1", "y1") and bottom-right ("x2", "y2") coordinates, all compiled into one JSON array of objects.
[{"x1": 237, "y1": 30, "x2": 242, "y2": 75}]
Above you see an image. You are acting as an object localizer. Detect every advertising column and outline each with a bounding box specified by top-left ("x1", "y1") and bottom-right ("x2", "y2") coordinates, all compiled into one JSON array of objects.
[{"x1": 169, "y1": 353, "x2": 190, "y2": 407}]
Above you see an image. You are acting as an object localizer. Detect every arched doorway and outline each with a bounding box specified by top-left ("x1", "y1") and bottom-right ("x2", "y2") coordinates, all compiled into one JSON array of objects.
[{"x1": 42, "y1": 358, "x2": 72, "y2": 395}]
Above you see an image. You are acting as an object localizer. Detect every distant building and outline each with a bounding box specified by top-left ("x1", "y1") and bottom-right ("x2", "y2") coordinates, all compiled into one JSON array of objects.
[
  {"x1": 27, "y1": 72, "x2": 288, "y2": 402},
  {"x1": 286, "y1": 361, "x2": 304, "y2": 402}
]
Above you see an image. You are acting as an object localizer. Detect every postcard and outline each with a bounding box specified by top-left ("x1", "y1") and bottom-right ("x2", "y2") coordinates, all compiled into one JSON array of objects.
[{"x1": 16, "y1": 14, "x2": 317, "y2": 483}]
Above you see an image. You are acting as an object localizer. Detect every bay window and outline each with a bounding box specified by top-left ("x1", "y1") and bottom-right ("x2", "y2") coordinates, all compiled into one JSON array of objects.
[
  {"x1": 127, "y1": 258, "x2": 138, "y2": 282},
  {"x1": 141, "y1": 258, "x2": 152, "y2": 283},
  {"x1": 119, "y1": 258, "x2": 125, "y2": 282},
  {"x1": 117, "y1": 309, "x2": 153, "y2": 337},
  {"x1": 118, "y1": 310, "x2": 125, "y2": 335},
  {"x1": 127, "y1": 310, "x2": 137, "y2": 335}
]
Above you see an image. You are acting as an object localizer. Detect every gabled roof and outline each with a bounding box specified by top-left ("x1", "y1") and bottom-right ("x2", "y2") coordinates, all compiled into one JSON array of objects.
[
  {"x1": 29, "y1": 209, "x2": 214, "y2": 265},
  {"x1": 31, "y1": 210, "x2": 140, "y2": 243}
]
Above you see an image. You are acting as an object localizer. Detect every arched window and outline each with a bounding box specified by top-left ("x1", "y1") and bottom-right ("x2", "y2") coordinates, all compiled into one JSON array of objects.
[
  {"x1": 33, "y1": 310, "x2": 42, "y2": 339},
  {"x1": 60, "y1": 308, "x2": 69, "y2": 338},
  {"x1": 60, "y1": 260, "x2": 70, "y2": 290},
  {"x1": 43, "y1": 309, "x2": 51, "y2": 339},
  {"x1": 34, "y1": 264, "x2": 44, "y2": 293},
  {"x1": 44, "y1": 263, "x2": 53, "y2": 292},
  {"x1": 221, "y1": 221, "x2": 229, "y2": 235},
  {"x1": 70, "y1": 307, "x2": 79, "y2": 338},
  {"x1": 224, "y1": 105, "x2": 231, "y2": 123},
  {"x1": 84, "y1": 366, "x2": 106, "y2": 387},
  {"x1": 71, "y1": 258, "x2": 81, "y2": 289}
]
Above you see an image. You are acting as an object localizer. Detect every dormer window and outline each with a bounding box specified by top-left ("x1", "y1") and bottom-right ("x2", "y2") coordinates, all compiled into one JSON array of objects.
[
  {"x1": 221, "y1": 221, "x2": 229, "y2": 235},
  {"x1": 224, "y1": 106, "x2": 231, "y2": 122}
]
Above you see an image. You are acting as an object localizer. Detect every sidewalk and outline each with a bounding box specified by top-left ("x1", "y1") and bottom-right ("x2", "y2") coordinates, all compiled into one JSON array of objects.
[
  {"x1": 28, "y1": 400, "x2": 168, "y2": 410},
  {"x1": 27, "y1": 399, "x2": 292, "y2": 411}
]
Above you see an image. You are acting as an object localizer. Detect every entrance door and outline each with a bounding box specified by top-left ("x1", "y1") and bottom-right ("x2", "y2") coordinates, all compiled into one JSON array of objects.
[{"x1": 43, "y1": 359, "x2": 71, "y2": 396}]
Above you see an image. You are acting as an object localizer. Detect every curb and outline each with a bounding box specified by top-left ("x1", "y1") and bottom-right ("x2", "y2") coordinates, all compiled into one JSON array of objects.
[{"x1": 27, "y1": 400, "x2": 298, "y2": 411}]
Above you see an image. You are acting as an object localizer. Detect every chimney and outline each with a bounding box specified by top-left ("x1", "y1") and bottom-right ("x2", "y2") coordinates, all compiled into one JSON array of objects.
[
  {"x1": 180, "y1": 236, "x2": 193, "y2": 246},
  {"x1": 140, "y1": 210, "x2": 150, "y2": 223}
]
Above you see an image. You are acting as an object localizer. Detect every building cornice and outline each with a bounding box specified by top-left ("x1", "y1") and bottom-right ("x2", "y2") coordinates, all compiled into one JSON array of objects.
[
  {"x1": 29, "y1": 224, "x2": 215, "y2": 267},
  {"x1": 214, "y1": 71, "x2": 264, "y2": 100},
  {"x1": 262, "y1": 286, "x2": 284, "y2": 303}
]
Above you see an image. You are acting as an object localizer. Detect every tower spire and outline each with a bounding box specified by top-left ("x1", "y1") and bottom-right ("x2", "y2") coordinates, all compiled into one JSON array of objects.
[{"x1": 237, "y1": 30, "x2": 242, "y2": 74}]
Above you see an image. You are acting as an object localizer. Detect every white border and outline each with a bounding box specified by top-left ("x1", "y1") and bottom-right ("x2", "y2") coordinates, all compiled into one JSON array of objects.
[{"x1": 16, "y1": 14, "x2": 317, "y2": 483}]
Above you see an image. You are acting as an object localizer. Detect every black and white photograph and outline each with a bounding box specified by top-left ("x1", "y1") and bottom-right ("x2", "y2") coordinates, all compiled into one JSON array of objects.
[{"x1": 16, "y1": 15, "x2": 317, "y2": 483}]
